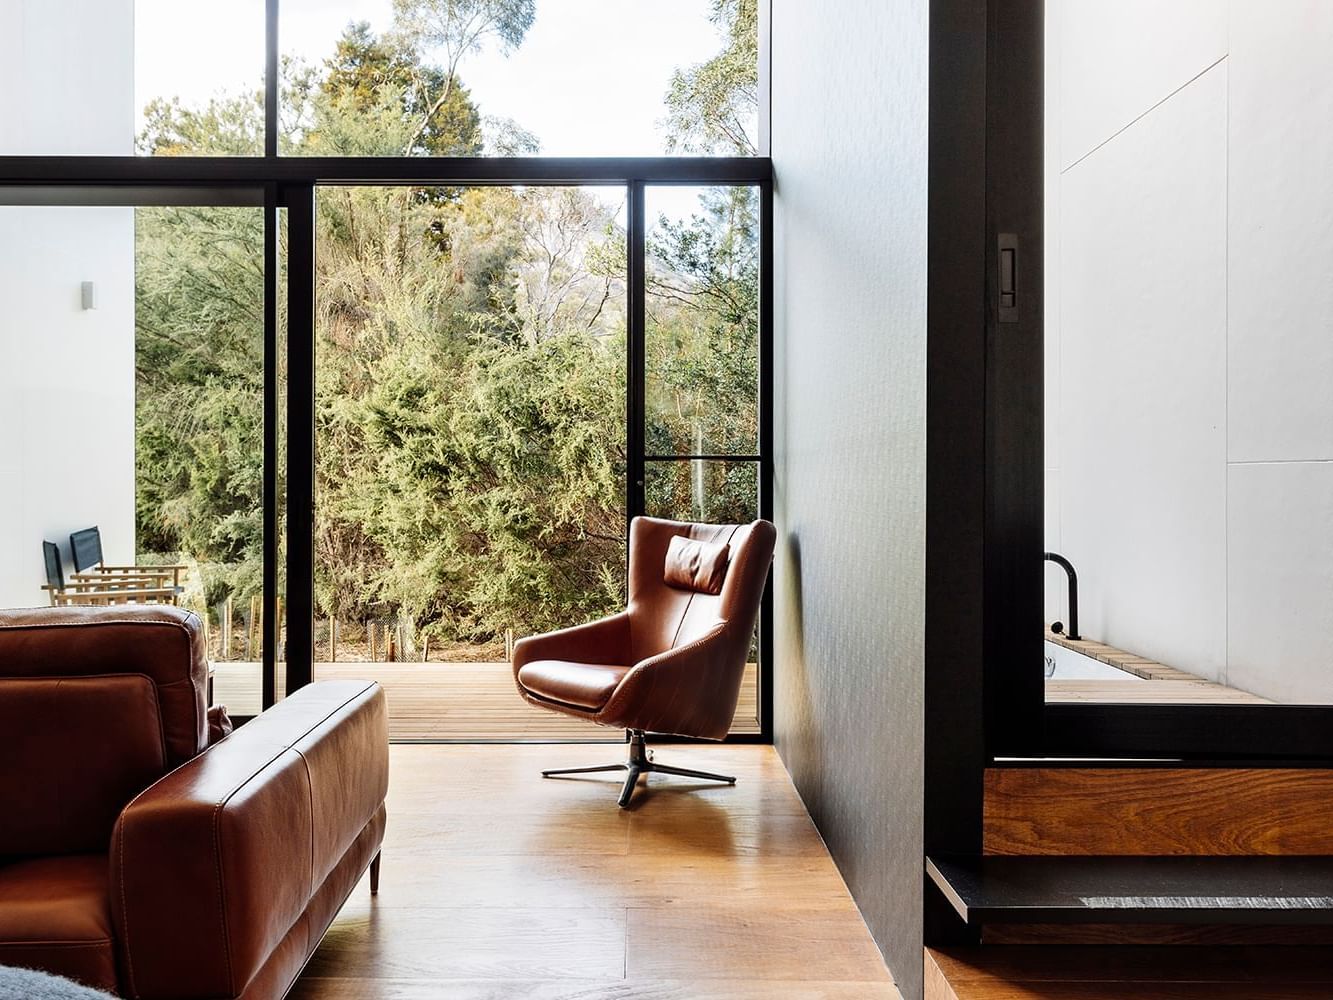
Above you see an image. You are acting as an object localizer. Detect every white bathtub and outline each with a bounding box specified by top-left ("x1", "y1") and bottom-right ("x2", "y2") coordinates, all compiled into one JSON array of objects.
[{"x1": 1044, "y1": 640, "x2": 1144, "y2": 681}]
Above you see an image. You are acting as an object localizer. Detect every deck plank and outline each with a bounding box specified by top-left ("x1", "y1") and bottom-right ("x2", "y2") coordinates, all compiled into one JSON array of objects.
[{"x1": 212, "y1": 661, "x2": 760, "y2": 740}]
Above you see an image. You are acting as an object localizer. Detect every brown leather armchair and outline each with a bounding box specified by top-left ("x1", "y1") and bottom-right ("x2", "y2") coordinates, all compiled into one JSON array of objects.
[
  {"x1": 513, "y1": 516, "x2": 775, "y2": 807},
  {"x1": 0, "y1": 606, "x2": 389, "y2": 999}
]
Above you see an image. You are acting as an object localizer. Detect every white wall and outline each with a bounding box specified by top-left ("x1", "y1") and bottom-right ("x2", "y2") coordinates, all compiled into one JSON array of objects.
[
  {"x1": 1046, "y1": 1, "x2": 1333, "y2": 702},
  {"x1": 772, "y1": 0, "x2": 928, "y2": 995},
  {"x1": 0, "y1": 0, "x2": 135, "y2": 608}
]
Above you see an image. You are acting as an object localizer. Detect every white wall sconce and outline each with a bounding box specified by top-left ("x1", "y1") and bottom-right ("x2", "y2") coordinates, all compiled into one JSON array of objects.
[{"x1": 81, "y1": 281, "x2": 97, "y2": 311}]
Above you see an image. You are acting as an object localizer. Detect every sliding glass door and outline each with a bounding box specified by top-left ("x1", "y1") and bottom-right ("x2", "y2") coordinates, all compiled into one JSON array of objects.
[{"x1": 310, "y1": 183, "x2": 629, "y2": 740}]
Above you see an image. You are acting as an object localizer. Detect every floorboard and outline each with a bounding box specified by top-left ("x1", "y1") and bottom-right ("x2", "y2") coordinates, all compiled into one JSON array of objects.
[{"x1": 289, "y1": 744, "x2": 897, "y2": 999}]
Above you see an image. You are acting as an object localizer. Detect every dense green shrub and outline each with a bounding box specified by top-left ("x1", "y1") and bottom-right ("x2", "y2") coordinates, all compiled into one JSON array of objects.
[{"x1": 134, "y1": 1, "x2": 758, "y2": 643}]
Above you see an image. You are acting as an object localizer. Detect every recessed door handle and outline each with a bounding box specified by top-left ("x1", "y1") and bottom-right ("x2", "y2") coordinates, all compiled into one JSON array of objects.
[{"x1": 998, "y1": 233, "x2": 1018, "y2": 323}]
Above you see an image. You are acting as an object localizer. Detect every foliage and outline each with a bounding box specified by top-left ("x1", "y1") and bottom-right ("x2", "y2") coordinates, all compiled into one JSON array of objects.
[
  {"x1": 133, "y1": 0, "x2": 759, "y2": 643},
  {"x1": 134, "y1": 206, "x2": 265, "y2": 607},
  {"x1": 663, "y1": 0, "x2": 760, "y2": 155},
  {"x1": 315, "y1": 21, "x2": 483, "y2": 156},
  {"x1": 646, "y1": 186, "x2": 759, "y2": 458}
]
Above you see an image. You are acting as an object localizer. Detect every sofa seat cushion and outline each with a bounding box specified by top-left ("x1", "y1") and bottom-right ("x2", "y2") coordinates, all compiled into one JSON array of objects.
[
  {"x1": 0, "y1": 855, "x2": 117, "y2": 993},
  {"x1": 517, "y1": 659, "x2": 631, "y2": 710}
]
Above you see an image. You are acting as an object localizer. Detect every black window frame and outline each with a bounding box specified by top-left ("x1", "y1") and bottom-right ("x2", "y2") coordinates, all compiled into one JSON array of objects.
[
  {"x1": 0, "y1": 0, "x2": 774, "y2": 743},
  {"x1": 976, "y1": 1, "x2": 1333, "y2": 763}
]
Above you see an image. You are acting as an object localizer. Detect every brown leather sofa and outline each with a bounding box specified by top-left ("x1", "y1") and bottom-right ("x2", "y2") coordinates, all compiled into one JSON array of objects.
[
  {"x1": 514, "y1": 516, "x2": 775, "y2": 807},
  {"x1": 0, "y1": 606, "x2": 388, "y2": 999}
]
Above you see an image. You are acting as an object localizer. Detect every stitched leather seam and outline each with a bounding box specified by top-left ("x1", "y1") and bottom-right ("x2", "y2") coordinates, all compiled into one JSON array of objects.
[
  {"x1": 293, "y1": 745, "x2": 317, "y2": 916},
  {"x1": 211, "y1": 796, "x2": 234, "y2": 996},
  {"x1": 0, "y1": 938, "x2": 114, "y2": 947},
  {"x1": 116, "y1": 817, "x2": 136, "y2": 997},
  {"x1": 524, "y1": 688, "x2": 607, "y2": 715},
  {"x1": 278, "y1": 811, "x2": 386, "y2": 992}
]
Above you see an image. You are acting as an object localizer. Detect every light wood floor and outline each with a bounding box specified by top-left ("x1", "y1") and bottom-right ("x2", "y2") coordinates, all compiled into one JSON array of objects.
[
  {"x1": 288, "y1": 744, "x2": 898, "y2": 1000},
  {"x1": 211, "y1": 662, "x2": 761, "y2": 740}
]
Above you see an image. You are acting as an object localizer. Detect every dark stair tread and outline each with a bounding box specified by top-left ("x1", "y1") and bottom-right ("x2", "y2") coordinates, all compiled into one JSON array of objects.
[{"x1": 927, "y1": 855, "x2": 1333, "y2": 926}]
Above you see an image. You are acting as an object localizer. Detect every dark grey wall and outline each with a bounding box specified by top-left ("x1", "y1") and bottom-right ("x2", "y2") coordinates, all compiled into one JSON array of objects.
[{"x1": 770, "y1": 1, "x2": 929, "y2": 997}]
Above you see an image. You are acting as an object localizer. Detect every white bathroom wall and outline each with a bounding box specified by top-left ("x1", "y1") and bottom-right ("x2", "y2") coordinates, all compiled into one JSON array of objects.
[
  {"x1": 0, "y1": 0, "x2": 136, "y2": 608},
  {"x1": 1047, "y1": 2, "x2": 1333, "y2": 701}
]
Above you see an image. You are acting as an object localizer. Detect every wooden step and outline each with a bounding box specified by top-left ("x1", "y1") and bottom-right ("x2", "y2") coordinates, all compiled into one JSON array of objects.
[
  {"x1": 926, "y1": 946, "x2": 1333, "y2": 1000},
  {"x1": 927, "y1": 855, "x2": 1333, "y2": 927}
]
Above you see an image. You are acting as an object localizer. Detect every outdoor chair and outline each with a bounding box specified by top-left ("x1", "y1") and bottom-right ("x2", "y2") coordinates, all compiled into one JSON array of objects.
[
  {"x1": 40, "y1": 533, "x2": 182, "y2": 607},
  {"x1": 67, "y1": 526, "x2": 186, "y2": 603}
]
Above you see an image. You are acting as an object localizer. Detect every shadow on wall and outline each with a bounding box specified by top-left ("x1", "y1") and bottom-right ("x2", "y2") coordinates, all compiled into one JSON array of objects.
[{"x1": 778, "y1": 530, "x2": 821, "y2": 780}]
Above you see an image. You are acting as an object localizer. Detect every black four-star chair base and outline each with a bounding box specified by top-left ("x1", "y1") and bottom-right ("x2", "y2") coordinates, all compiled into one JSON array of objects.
[{"x1": 541, "y1": 729, "x2": 736, "y2": 808}]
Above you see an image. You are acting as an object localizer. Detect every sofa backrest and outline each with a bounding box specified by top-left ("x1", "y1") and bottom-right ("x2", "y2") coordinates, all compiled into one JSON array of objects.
[{"x1": 0, "y1": 605, "x2": 209, "y2": 856}]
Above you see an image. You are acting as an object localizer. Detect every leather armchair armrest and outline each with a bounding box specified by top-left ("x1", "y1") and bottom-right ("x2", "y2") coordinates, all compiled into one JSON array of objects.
[
  {"x1": 600, "y1": 622, "x2": 737, "y2": 740},
  {"x1": 512, "y1": 612, "x2": 632, "y2": 671},
  {"x1": 110, "y1": 681, "x2": 388, "y2": 1000}
]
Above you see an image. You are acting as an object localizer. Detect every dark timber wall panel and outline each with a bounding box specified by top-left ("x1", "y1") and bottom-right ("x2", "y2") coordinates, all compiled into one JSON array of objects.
[{"x1": 770, "y1": 0, "x2": 929, "y2": 996}]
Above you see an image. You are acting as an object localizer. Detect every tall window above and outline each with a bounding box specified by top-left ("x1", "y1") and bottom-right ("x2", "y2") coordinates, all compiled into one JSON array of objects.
[
  {"x1": 136, "y1": 0, "x2": 267, "y2": 156},
  {"x1": 2, "y1": 1, "x2": 760, "y2": 159},
  {"x1": 278, "y1": 0, "x2": 759, "y2": 157}
]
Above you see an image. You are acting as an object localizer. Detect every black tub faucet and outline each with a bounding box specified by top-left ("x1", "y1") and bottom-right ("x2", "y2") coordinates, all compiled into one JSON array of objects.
[{"x1": 1044, "y1": 552, "x2": 1081, "y2": 641}]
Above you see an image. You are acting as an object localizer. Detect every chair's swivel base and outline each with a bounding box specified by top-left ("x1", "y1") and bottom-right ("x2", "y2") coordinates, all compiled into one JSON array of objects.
[{"x1": 542, "y1": 729, "x2": 735, "y2": 808}]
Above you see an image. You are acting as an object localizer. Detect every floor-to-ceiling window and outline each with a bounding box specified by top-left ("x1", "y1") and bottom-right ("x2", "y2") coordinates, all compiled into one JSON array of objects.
[{"x1": 1, "y1": 0, "x2": 772, "y2": 741}]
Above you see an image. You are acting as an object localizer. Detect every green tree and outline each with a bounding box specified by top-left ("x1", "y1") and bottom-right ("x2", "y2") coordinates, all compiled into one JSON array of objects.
[
  {"x1": 134, "y1": 205, "x2": 265, "y2": 604},
  {"x1": 315, "y1": 22, "x2": 483, "y2": 157},
  {"x1": 389, "y1": 0, "x2": 536, "y2": 155},
  {"x1": 132, "y1": 0, "x2": 760, "y2": 649},
  {"x1": 663, "y1": 0, "x2": 759, "y2": 155}
]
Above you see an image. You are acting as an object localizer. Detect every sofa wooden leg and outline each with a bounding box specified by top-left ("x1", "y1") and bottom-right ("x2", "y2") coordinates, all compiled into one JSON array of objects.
[{"x1": 369, "y1": 851, "x2": 381, "y2": 895}]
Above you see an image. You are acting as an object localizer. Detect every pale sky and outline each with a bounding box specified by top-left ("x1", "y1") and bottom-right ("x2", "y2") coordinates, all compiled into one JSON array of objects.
[{"x1": 133, "y1": 0, "x2": 726, "y2": 158}]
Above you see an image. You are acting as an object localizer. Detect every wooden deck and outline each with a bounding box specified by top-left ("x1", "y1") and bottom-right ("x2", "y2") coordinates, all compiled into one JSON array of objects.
[{"x1": 211, "y1": 661, "x2": 761, "y2": 741}]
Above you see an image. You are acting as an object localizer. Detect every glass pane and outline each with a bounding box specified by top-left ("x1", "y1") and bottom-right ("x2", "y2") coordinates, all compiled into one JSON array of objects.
[
  {"x1": 0, "y1": 1, "x2": 264, "y2": 155},
  {"x1": 1043, "y1": 6, "x2": 1333, "y2": 705},
  {"x1": 0, "y1": 196, "x2": 269, "y2": 715},
  {"x1": 644, "y1": 460, "x2": 757, "y2": 525},
  {"x1": 646, "y1": 186, "x2": 760, "y2": 456},
  {"x1": 644, "y1": 459, "x2": 761, "y2": 735},
  {"x1": 313, "y1": 184, "x2": 627, "y2": 739},
  {"x1": 280, "y1": 0, "x2": 758, "y2": 156}
]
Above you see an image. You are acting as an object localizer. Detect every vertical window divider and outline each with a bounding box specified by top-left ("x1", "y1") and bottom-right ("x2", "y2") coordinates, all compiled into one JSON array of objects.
[
  {"x1": 265, "y1": 0, "x2": 278, "y2": 159},
  {"x1": 628, "y1": 181, "x2": 647, "y2": 527},
  {"x1": 283, "y1": 182, "x2": 315, "y2": 695},
  {"x1": 262, "y1": 181, "x2": 278, "y2": 709},
  {"x1": 758, "y1": 178, "x2": 775, "y2": 741}
]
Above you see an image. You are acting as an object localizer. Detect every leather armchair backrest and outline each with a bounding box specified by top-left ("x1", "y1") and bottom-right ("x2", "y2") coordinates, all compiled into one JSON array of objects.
[
  {"x1": 626, "y1": 516, "x2": 776, "y2": 664},
  {"x1": 0, "y1": 606, "x2": 209, "y2": 856}
]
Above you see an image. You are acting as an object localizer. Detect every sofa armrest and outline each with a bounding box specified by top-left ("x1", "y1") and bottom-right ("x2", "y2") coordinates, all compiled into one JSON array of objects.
[
  {"x1": 110, "y1": 681, "x2": 388, "y2": 1000},
  {"x1": 512, "y1": 612, "x2": 632, "y2": 672}
]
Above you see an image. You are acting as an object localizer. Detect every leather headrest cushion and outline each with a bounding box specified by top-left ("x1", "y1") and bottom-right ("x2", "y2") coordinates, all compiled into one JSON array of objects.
[{"x1": 664, "y1": 534, "x2": 731, "y2": 595}]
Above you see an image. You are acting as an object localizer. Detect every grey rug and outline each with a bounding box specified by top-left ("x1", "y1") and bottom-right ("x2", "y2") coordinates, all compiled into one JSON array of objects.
[{"x1": 0, "y1": 967, "x2": 117, "y2": 1000}]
